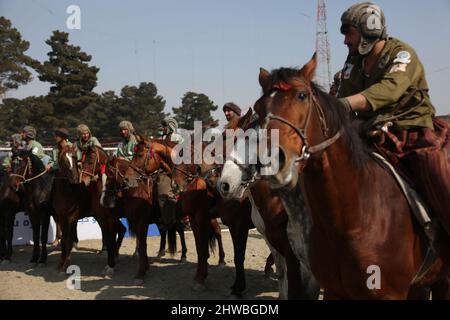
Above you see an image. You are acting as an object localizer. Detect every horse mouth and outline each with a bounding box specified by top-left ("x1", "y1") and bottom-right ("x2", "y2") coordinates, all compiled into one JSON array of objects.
[{"x1": 264, "y1": 158, "x2": 298, "y2": 190}]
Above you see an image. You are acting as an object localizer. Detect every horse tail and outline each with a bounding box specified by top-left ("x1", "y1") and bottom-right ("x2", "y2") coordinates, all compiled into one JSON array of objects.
[
  {"x1": 208, "y1": 221, "x2": 217, "y2": 255},
  {"x1": 167, "y1": 225, "x2": 177, "y2": 255}
]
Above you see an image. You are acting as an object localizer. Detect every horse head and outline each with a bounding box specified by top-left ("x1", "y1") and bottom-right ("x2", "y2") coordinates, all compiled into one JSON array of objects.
[
  {"x1": 9, "y1": 149, "x2": 45, "y2": 191},
  {"x1": 255, "y1": 53, "x2": 346, "y2": 189},
  {"x1": 58, "y1": 144, "x2": 79, "y2": 184},
  {"x1": 79, "y1": 145, "x2": 110, "y2": 187},
  {"x1": 217, "y1": 109, "x2": 260, "y2": 200},
  {"x1": 101, "y1": 156, "x2": 129, "y2": 208}
]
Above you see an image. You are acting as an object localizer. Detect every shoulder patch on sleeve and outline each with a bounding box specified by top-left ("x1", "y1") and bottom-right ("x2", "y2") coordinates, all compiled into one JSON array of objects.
[
  {"x1": 32, "y1": 147, "x2": 39, "y2": 155},
  {"x1": 393, "y1": 51, "x2": 411, "y2": 64}
]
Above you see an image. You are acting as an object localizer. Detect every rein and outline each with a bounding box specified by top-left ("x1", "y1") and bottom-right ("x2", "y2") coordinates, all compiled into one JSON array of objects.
[{"x1": 10, "y1": 157, "x2": 48, "y2": 185}]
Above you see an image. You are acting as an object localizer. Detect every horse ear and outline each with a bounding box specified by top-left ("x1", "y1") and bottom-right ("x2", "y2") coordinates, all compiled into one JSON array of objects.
[
  {"x1": 298, "y1": 52, "x2": 317, "y2": 82},
  {"x1": 259, "y1": 68, "x2": 271, "y2": 93},
  {"x1": 237, "y1": 108, "x2": 253, "y2": 129}
]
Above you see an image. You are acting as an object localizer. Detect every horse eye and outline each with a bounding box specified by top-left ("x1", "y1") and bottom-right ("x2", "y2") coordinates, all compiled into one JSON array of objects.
[{"x1": 298, "y1": 92, "x2": 308, "y2": 101}]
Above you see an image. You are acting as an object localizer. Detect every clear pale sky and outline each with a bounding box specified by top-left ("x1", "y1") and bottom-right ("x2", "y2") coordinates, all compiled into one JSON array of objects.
[{"x1": 1, "y1": 0, "x2": 450, "y2": 126}]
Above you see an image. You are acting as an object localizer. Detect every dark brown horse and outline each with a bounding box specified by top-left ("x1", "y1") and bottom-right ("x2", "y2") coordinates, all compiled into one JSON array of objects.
[
  {"x1": 172, "y1": 132, "x2": 256, "y2": 298},
  {"x1": 255, "y1": 54, "x2": 450, "y2": 299},
  {"x1": 101, "y1": 155, "x2": 188, "y2": 263},
  {"x1": 107, "y1": 137, "x2": 184, "y2": 284},
  {"x1": 9, "y1": 150, "x2": 54, "y2": 265},
  {"x1": 218, "y1": 109, "x2": 320, "y2": 299},
  {"x1": 54, "y1": 144, "x2": 125, "y2": 276},
  {"x1": 0, "y1": 166, "x2": 22, "y2": 263}
]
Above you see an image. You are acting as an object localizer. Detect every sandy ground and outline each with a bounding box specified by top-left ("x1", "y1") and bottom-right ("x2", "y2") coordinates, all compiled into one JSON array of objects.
[{"x1": 0, "y1": 229, "x2": 279, "y2": 300}]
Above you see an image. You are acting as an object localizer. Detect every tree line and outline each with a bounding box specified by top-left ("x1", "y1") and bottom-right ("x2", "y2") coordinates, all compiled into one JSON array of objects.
[{"x1": 0, "y1": 17, "x2": 218, "y2": 145}]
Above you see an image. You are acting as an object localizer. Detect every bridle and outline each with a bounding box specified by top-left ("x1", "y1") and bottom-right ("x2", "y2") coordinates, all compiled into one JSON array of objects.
[
  {"x1": 9, "y1": 156, "x2": 47, "y2": 188},
  {"x1": 79, "y1": 147, "x2": 101, "y2": 184},
  {"x1": 262, "y1": 78, "x2": 343, "y2": 163}
]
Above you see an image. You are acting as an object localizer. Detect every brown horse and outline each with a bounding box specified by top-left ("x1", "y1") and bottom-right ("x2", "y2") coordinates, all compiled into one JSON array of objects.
[
  {"x1": 171, "y1": 156, "x2": 227, "y2": 290},
  {"x1": 111, "y1": 136, "x2": 184, "y2": 284},
  {"x1": 54, "y1": 144, "x2": 125, "y2": 276},
  {"x1": 218, "y1": 109, "x2": 320, "y2": 299},
  {"x1": 254, "y1": 54, "x2": 450, "y2": 299},
  {"x1": 172, "y1": 131, "x2": 257, "y2": 298},
  {"x1": 102, "y1": 155, "x2": 188, "y2": 262}
]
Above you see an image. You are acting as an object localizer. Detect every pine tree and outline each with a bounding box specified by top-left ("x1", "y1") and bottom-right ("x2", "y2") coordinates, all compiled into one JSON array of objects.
[
  {"x1": 173, "y1": 92, "x2": 218, "y2": 130},
  {"x1": 0, "y1": 16, "x2": 38, "y2": 98},
  {"x1": 36, "y1": 30, "x2": 99, "y2": 129}
]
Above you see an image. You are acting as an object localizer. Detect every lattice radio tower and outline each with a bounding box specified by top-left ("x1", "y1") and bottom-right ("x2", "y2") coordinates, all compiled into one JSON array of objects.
[{"x1": 315, "y1": 0, "x2": 332, "y2": 91}]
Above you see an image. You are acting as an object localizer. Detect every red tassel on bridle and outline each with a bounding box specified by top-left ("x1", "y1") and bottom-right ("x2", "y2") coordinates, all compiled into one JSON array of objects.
[
  {"x1": 100, "y1": 164, "x2": 106, "y2": 175},
  {"x1": 272, "y1": 82, "x2": 292, "y2": 92}
]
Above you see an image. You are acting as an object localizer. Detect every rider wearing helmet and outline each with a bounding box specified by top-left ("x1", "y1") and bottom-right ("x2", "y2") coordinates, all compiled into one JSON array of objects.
[{"x1": 337, "y1": 2, "x2": 450, "y2": 235}]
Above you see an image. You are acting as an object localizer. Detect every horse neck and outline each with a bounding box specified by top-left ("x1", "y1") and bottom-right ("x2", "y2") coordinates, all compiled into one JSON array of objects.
[{"x1": 302, "y1": 135, "x2": 377, "y2": 232}]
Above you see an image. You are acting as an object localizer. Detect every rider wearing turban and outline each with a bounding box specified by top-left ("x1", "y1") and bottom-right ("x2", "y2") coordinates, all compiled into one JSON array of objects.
[
  {"x1": 117, "y1": 120, "x2": 138, "y2": 161},
  {"x1": 159, "y1": 116, "x2": 184, "y2": 144},
  {"x1": 75, "y1": 124, "x2": 102, "y2": 161}
]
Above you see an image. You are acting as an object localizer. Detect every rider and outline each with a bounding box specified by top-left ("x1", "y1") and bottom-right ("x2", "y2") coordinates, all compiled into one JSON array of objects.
[
  {"x1": 21, "y1": 126, "x2": 53, "y2": 171},
  {"x1": 116, "y1": 120, "x2": 138, "y2": 161},
  {"x1": 223, "y1": 102, "x2": 242, "y2": 127},
  {"x1": 157, "y1": 117, "x2": 183, "y2": 227},
  {"x1": 337, "y1": 2, "x2": 450, "y2": 234},
  {"x1": 2, "y1": 133, "x2": 24, "y2": 171},
  {"x1": 75, "y1": 124, "x2": 102, "y2": 162},
  {"x1": 51, "y1": 128, "x2": 72, "y2": 171},
  {"x1": 159, "y1": 116, "x2": 184, "y2": 144}
]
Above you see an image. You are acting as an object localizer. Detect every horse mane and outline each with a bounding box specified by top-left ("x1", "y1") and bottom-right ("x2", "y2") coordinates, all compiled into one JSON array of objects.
[
  {"x1": 311, "y1": 83, "x2": 370, "y2": 170},
  {"x1": 268, "y1": 67, "x2": 370, "y2": 170}
]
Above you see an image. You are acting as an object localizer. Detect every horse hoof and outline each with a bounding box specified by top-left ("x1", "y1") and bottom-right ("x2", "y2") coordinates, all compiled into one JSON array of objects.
[
  {"x1": 180, "y1": 257, "x2": 187, "y2": 263},
  {"x1": 192, "y1": 282, "x2": 206, "y2": 292},
  {"x1": 101, "y1": 266, "x2": 114, "y2": 278},
  {"x1": 264, "y1": 268, "x2": 276, "y2": 279},
  {"x1": 156, "y1": 251, "x2": 165, "y2": 258},
  {"x1": 218, "y1": 261, "x2": 227, "y2": 268},
  {"x1": 134, "y1": 278, "x2": 145, "y2": 286},
  {"x1": 37, "y1": 263, "x2": 46, "y2": 268}
]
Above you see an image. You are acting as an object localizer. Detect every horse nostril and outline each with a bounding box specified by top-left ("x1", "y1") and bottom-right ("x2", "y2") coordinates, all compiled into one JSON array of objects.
[
  {"x1": 220, "y1": 182, "x2": 230, "y2": 193},
  {"x1": 278, "y1": 147, "x2": 286, "y2": 171}
]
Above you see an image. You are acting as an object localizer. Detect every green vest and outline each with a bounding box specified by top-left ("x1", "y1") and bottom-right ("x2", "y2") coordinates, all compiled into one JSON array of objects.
[
  {"x1": 338, "y1": 37, "x2": 435, "y2": 129},
  {"x1": 117, "y1": 134, "x2": 137, "y2": 161},
  {"x1": 75, "y1": 137, "x2": 102, "y2": 161}
]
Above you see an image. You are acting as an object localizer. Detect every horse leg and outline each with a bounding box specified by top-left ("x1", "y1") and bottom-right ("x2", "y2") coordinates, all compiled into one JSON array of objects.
[
  {"x1": 228, "y1": 221, "x2": 250, "y2": 298},
  {"x1": 190, "y1": 213, "x2": 209, "y2": 289},
  {"x1": 38, "y1": 208, "x2": 51, "y2": 265},
  {"x1": 157, "y1": 224, "x2": 167, "y2": 258},
  {"x1": 115, "y1": 219, "x2": 126, "y2": 258},
  {"x1": 97, "y1": 218, "x2": 116, "y2": 278},
  {"x1": 135, "y1": 222, "x2": 149, "y2": 284},
  {"x1": 430, "y1": 278, "x2": 450, "y2": 300},
  {"x1": 176, "y1": 221, "x2": 187, "y2": 263},
  {"x1": 0, "y1": 210, "x2": 6, "y2": 260},
  {"x1": 264, "y1": 253, "x2": 275, "y2": 277},
  {"x1": 29, "y1": 212, "x2": 41, "y2": 264},
  {"x1": 5, "y1": 210, "x2": 15, "y2": 261},
  {"x1": 52, "y1": 214, "x2": 61, "y2": 247},
  {"x1": 210, "y1": 219, "x2": 226, "y2": 265},
  {"x1": 60, "y1": 218, "x2": 75, "y2": 272}
]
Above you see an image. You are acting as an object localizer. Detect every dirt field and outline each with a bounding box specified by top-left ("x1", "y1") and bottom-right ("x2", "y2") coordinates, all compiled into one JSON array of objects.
[{"x1": 0, "y1": 229, "x2": 279, "y2": 300}]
